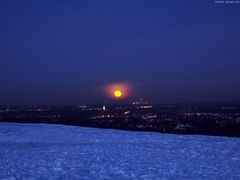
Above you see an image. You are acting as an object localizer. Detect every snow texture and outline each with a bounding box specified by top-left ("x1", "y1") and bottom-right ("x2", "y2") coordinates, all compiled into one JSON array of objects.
[{"x1": 0, "y1": 123, "x2": 240, "y2": 179}]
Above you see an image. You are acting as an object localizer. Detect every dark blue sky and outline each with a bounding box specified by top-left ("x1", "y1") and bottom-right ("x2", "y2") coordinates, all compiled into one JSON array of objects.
[{"x1": 1, "y1": 0, "x2": 240, "y2": 104}]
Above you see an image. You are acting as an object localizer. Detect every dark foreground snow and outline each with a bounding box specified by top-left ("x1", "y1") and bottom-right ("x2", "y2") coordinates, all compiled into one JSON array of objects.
[{"x1": 0, "y1": 123, "x2": 240, "y2": 179}]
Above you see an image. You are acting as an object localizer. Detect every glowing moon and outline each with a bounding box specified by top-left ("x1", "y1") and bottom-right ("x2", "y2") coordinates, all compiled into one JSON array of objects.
[
  {"x1": 104, "y1": 82, "x2": 132, "y2": 100},
  {"x1": 114, "y1": 90, "x2": 122, "y2": 98}
]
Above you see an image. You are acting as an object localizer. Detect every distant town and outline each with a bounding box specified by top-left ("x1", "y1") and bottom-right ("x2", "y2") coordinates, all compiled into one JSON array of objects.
[{"x1": 1, "y1": 100, "x2": 240, "y2": 137}]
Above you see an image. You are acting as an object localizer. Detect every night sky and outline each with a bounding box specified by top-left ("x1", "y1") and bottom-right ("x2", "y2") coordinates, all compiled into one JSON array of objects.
[{"x1": 1, "y1": 0, "x2": 240, "y2": 105}]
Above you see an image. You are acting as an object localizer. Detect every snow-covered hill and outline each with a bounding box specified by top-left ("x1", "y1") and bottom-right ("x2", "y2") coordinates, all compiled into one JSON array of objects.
[{"x1": 0, "y1": 123, "x2": 240, "y2": 179}]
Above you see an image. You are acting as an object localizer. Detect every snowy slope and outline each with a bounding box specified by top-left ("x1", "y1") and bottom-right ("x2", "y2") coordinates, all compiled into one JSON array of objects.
[{"x1": 0, "y1": 123, "x2": 240, "y2": 179}]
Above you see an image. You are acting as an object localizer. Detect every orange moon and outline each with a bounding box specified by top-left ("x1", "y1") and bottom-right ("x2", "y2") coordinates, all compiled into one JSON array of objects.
[
  {"x1": 105, "y1": 82, "x2": 131, "y2": 100},
  {"x1": 114, "y1": 90, "x2": 122, "y2": 98}
]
